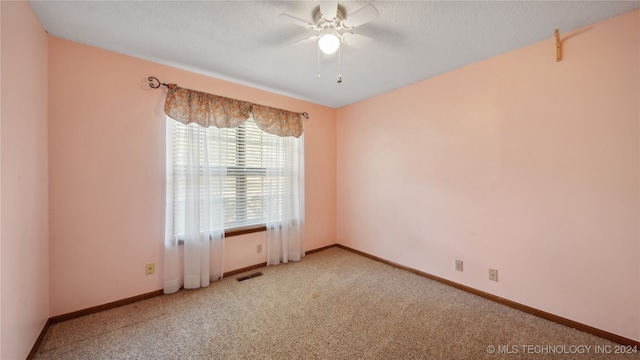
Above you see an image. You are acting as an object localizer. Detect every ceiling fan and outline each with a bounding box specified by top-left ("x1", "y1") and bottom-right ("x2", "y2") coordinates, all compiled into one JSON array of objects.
[{"x1": 279, "y1": 1, "x2": 379, "y2": 56}]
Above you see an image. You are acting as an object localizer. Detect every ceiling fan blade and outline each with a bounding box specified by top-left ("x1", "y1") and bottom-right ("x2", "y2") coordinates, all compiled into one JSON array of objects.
[
  {"x1": 289, "y1": 35, "x2": 319, "y2": 46},
  {"x1": 341, "y1": 32, "x2": 373, "y2": 49},
  {"x1": 342, "y1": 4, "x2": 379, "y2": 28},
  {"x1": 279, "y1": 13, "x2": 315, "y2": 29},
  {"x1": 320, "y1": 0, "x2": 338, "y2": 21}
]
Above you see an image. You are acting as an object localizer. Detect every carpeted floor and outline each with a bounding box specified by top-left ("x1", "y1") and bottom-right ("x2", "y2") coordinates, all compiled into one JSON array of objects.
[{"x1": 35, "y1": 247, "x2": 637, "y2": 359}]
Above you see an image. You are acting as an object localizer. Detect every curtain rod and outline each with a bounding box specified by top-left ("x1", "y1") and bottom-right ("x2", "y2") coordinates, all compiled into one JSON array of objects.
[{"x1": 148, "y1": 76, "x2": 310, "y2": 119}]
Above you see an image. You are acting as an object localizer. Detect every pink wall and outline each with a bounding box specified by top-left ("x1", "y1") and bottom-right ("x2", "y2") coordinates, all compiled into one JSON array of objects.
[
  {"x1": 0, "y1": 1, "x2": 50, "y2": 358},
  {"x1": 337, "y1": 10, "x2": 639, "y2": 342},
  {"x1": 48, "y1": 37, "x2": 336, "y2": 316},
  {"x1": 1, "y1": 3, "x2": 3, "y2": 356}
]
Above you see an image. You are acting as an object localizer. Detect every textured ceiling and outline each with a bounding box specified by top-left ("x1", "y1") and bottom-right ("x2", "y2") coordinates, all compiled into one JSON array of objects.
[{"x1": 30, "y1": 1, "x2": 640, "y2": 108}]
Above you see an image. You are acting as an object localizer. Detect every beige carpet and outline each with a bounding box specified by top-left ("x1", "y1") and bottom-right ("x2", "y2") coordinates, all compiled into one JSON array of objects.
[{"x1": 35, "y1": 247, "x2": 637, "y2": 359}]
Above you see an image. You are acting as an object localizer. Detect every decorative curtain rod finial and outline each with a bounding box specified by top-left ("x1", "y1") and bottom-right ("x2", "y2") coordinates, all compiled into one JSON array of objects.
[{"x1": 148, "y1": 76, "x2": 176, "y2": 89}]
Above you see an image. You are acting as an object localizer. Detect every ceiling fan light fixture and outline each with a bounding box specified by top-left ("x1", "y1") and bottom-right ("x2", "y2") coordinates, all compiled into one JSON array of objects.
[{"x1": 318, "y1": 31, "x2": 340, "y2": 55}]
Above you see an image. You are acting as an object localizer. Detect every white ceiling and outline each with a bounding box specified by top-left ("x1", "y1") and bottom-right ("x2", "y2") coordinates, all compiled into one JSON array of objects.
[{"x1": 30, "y1": 0, "x2": 640, "y2": 108}]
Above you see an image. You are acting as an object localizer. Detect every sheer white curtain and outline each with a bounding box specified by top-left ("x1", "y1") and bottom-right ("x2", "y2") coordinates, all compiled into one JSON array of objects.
[
  {"x1": 164, "y1": 118, "x2": 226, "y2": 294},
  {"x1": 265, "y1": 133, "x2": 305, "y2": 265}
]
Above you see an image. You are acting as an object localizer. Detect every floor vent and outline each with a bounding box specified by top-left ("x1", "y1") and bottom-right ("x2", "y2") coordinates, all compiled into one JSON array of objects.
[{"x1": 236, "y1": 272, "x2": 263, "y2": 282}]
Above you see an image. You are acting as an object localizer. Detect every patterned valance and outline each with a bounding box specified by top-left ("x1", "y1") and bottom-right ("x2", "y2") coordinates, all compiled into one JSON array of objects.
[{"x1": 164, "y1": 86, "x2": 304, "y2": 138}]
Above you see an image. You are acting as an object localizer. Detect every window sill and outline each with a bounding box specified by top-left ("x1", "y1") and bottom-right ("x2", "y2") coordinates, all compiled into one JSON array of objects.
[
  {"x1": 176, "y1": 225, "x2": 266, "y2": 245},
  {"x1": 225, "y1": 225, "x2": 266, "y2": 238}
]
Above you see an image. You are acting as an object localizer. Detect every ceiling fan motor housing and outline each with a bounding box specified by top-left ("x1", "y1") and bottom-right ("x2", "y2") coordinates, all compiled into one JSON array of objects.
[{"x1": 314, "y1": 6, "x2": 346, "y2": 29}]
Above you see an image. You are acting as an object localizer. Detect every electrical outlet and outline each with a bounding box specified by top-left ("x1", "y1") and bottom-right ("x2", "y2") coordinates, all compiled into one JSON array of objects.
[
  {"x1": 145, "y1": 263, "x2": 155, "y2": 275},
  {"x1": 455, "y1": 260, "x2": 463, "y2": 272},
  {"x1": 256, "y1": 244, "x2": 262, "y2": 254},
  {"x1": 489, "y1": 268, "x2": 498, "y2": 282}
]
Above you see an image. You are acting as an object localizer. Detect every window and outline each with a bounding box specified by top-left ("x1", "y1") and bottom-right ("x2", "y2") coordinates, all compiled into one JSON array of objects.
[
  {"x1": 222, "y1": 117, "x2": 271, "y2": 229},
  {"x1": 167, "y1": 116, "x2": 299, "y2": 239}
]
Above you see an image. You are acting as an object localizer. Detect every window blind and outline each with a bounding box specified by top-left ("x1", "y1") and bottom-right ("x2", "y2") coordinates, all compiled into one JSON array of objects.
[{"x1": 170, "y1": 117, "x2": 287, "y2": 235}]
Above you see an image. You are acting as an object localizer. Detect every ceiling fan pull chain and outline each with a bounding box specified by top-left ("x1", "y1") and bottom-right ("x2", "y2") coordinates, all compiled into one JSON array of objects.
[
  {"x1": 337, "y1": 46, "x2": 343, "y2": 84},
  {"x1": 317, "y1": 44, "x2": 321, "y2": 79}
]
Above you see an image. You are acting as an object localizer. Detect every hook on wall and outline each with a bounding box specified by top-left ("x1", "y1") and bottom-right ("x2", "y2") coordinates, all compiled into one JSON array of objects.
[{"x1": 555, "y1": 29, "x2": 562, "y2": 62}]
